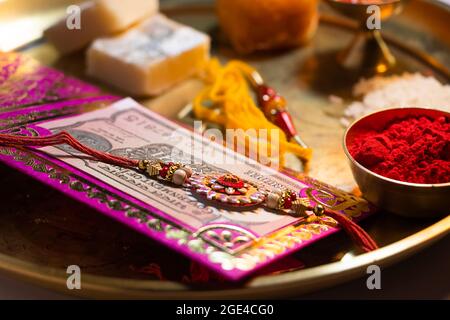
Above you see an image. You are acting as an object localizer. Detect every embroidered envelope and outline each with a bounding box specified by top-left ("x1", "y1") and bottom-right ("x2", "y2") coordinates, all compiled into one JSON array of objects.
[
  {"x1": 0, "y1": 97, "x2": 372, "y2": 281},
  {"x1": 0, "y1": 51, "x2": 117, "y2": 130}
]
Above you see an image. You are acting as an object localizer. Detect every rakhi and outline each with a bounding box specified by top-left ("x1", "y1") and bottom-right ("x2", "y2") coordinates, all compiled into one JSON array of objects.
[{"x1": 0, "y1": 130, "x2": 378, "y2": 252}]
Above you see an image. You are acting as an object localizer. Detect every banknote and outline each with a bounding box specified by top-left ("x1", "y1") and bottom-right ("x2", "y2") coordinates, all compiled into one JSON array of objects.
[
  {"x1": 0, "y1": 98, "x2": 372, "y2": 280},
  {"x1": 39, "y1": 98, "x2": 303, "y2": 237}
]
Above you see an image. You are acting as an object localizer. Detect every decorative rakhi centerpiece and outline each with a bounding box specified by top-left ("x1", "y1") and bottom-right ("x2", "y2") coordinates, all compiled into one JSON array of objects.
[{"x1": 190, "y1": 173, "x2": 266, "y2": 207}]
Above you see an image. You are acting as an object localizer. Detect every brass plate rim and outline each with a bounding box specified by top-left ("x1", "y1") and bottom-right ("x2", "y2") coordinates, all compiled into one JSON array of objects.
[{"x1": 0, "y1": 216, "x2": 447, "y2": 299}]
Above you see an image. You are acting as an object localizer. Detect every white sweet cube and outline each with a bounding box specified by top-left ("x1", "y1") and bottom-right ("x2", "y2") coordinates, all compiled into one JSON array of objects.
[
  {"x1": 44, "y1": 0, "x2": 159, "y2": 55},
  {"x1": 87, "y1": 14, "x2": 210, "y2": 96}
]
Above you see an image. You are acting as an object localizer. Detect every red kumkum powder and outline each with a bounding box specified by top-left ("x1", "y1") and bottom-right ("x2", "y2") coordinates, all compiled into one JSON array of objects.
[{"x1": 349, "y1": 115, "x2": 450, "y2": 184}]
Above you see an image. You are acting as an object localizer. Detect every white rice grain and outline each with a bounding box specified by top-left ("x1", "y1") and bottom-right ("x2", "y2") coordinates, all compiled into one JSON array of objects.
[{"x1": 341, "y1": 73, "x2": 450, "y2": 126}]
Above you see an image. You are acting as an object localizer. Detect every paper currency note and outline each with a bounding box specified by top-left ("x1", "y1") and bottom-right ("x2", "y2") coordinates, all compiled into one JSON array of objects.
[{"x1": 39, "y1": 98, "x2": 306, "y2": 237}]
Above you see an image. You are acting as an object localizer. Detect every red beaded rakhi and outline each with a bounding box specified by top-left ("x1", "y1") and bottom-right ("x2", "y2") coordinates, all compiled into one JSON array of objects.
[
  {"x1": 140, "y1": 160, "x2": 316, "y2": 214},
  {"x1": 0, "y1": 131, "x2": 378, "y2": 253},
  {"x1": 190, "y1": 174, "x2": 266, "y2": 207}
]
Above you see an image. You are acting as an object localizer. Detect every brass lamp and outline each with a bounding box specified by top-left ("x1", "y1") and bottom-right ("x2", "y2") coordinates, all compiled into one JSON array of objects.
[{"x1": 325, "y1": 0, "x2": 407, "y2": 73}]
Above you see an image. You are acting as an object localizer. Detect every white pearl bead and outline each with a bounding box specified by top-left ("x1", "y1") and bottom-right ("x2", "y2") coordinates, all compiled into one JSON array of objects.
[
  {"x1": 172, "y1": 169, "x2": 187, "y2": 185},
  {"x1": 266, "y1": 192, "x2": 280, "y2": 209}
]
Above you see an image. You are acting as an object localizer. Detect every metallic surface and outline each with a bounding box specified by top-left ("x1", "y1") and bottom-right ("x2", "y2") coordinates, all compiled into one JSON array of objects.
[
  {"x1": 325, "y1": 0, "x2": 406, "y2": 22},
  {"x1": 325, "y1": 0, "x2": 408, "y2": 71},
  {"x1": 0, "y1": 0, "x2": 448, "y2": 298}
]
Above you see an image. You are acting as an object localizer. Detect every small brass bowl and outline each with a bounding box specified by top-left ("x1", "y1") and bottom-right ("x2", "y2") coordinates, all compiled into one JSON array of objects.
[{"x1": 343, "y1": 108, "x2": 450, "y2": 218}]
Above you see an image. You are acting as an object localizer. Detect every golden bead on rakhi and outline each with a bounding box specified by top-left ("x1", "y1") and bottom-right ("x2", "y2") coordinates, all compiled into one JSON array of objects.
[
  {"x1": 265, "y1": 188, "x2": 298, "y2": 211},
  {"x1": 313, "y1": 204, "x2": 325, "y2": 216},
  {"x1": 277, "y1": 189, "x2": 297, "y2": 209},
  {"x1": 291, "y1": 197, "x2": 311, "y2": 218},
  {"x1": 138, "y1": 159, "x2": 162, "y2": 176},
  {"x1": 138, "y1": 160, "x2": 192, "y2": 185}
]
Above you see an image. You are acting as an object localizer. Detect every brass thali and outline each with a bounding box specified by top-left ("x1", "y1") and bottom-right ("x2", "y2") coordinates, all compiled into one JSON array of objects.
[{"x1": 0, "y1": 0, "x2": 449, "y2": 298}]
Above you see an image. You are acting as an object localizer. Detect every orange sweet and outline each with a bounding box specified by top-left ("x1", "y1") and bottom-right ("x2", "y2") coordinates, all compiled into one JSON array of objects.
[{"x1": 216, "y1": 0, "x2": 319, "y2": 54}]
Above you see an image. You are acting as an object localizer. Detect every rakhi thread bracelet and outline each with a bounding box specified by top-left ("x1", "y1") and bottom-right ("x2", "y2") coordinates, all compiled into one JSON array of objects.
[{"x1": 0, "y1": 130, "x2": 378, "y2": 253}]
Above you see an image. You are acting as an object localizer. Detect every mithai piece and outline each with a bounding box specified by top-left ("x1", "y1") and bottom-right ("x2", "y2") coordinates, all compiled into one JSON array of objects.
[
  {"x1": 44, "y1": 0, "x2": 159, "y2": 55},
  {"x1": 87, "y1": 14, "x2": 210, "y2": 96}
]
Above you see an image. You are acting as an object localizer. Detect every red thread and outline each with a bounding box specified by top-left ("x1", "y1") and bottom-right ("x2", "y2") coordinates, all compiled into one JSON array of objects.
[
  {"x1": 0, "y1": 131, "x2": 138, "y2": 168},
  {"x1": 318, "y1": 207, "x2": 378, "y2": 252}
]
